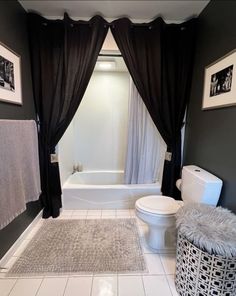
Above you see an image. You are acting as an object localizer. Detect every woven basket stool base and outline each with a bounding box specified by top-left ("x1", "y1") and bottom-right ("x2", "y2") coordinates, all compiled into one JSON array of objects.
[{"x1": 175, "y1": 233, "x2": 236, "y2": 296}]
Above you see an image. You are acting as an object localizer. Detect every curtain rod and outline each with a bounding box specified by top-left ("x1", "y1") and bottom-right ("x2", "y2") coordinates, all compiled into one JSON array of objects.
[{"x1": 98, "y1": 53, "x2": 122, "y2": 57}]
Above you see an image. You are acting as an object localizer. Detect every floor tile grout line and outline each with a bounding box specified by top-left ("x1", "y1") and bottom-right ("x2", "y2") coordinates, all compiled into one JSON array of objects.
[
  {"x1": 141, "y1": 274, "x2": 147, "y2": 296},
  {"x1": 62, "y1": 276, "x2": 69, "y2": 296},
  {"x1": 165, "y1": 274, "x2": 175, "y2": 296},
  {"x1": 4, "y1": 271, "x2": 172, "y2": 280},
  {"x1": 89, "y1": 275, "x2": 94, "y2": 296},
  {"x1": 116, "y1": 274, "x2": 118, "y2": 296},
  {"x1": 6, "y1": 278, "x2": 18, "y2": 296},
  {"x1": 159, "y1": 253, "x2": 169, "y2": 275},
  {"x1": 35, "y1": 276, "x2": 45, "y2": 296},
  {"x1": 116, "y1": 274, "x2": 119, "y2": 296},
  {"x1": 142, "y1": 274, "x2": 175, "y2": 296}
]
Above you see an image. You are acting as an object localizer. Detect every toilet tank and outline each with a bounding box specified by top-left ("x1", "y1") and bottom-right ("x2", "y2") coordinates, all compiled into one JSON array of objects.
[{"x1": 181, "y1": 165, "x2": 223, "y2": 206}]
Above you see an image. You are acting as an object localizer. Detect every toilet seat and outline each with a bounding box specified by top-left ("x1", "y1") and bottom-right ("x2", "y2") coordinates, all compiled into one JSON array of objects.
[{"x1": 135, "y1": 195, "x2": 181, "y2": 216}]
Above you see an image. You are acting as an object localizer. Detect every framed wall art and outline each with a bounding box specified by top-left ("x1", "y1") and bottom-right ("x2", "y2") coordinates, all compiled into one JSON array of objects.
[
  {"x1": 0, "y1": 42, "x2": 22, "y2": 105},
  {"x1": 202, "y1": 49, "x2": 236, "y2": 110}
]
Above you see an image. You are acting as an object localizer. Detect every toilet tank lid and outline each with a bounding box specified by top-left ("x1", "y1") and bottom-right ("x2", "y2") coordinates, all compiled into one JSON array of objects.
[{"x1": 183, "y1": 165, "x2": 222, "y2": 184}]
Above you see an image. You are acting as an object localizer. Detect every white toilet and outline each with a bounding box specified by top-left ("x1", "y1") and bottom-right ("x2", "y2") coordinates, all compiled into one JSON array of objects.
[{"x1": 135, "y1": 165, "x2": 223, "y2": 251}]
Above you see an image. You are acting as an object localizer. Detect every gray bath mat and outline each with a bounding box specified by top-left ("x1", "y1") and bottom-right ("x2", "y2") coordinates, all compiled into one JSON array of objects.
[{"x1": 8, "y1": 218, "x2": 146, "y2": 276}]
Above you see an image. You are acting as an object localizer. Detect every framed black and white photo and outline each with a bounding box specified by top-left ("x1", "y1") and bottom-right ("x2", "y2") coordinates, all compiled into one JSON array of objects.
[
  {"x1": 202, "y1": 50, "x2": 236, "y2": 110},
  {"x1": 0, "y1": 42, "x2": 22, "y2": 105}
]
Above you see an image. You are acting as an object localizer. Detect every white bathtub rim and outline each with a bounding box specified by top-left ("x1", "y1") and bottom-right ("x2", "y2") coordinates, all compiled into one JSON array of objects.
[{"x1": 71, "y1": 170, "x2": 124, "y2": 174}]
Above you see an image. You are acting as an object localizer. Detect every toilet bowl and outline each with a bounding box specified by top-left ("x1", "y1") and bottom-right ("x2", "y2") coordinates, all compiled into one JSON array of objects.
[
  {"x1": 135, "y1": 165, "x2": 223, "y2": 250},
  {"x1": 136, "y1": 195, "x2": 183, "y2": 250}
]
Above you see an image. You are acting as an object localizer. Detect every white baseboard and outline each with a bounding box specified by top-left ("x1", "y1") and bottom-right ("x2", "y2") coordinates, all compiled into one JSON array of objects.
[{"x1": 0, "y1": 210, "x2": 42, "y2": 267}]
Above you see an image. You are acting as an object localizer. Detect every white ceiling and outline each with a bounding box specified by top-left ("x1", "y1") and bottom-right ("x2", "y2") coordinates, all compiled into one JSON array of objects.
[
  {"x1": 19, "y1": 1, "x2": 209, "y2": 22},
  {"x1": 19, "y1": 0, "x2": 209, "y2": 72}
]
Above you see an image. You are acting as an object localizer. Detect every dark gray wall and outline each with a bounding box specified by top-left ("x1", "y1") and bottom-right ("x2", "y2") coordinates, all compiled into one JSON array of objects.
[
  {"x1": 0, "y1": 0, "x2": 35, "y2": 119},
  {"x1": 0, "y1": 0, "x2": 41, "y2": 259},
  {"x1": 184, "y1": 0, "x2": 236, "y2": 213}
]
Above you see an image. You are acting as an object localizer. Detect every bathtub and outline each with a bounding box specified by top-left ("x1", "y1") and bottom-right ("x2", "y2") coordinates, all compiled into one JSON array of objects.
[{"x1": 62, "y1": 170, "x2": 162, "y2": 209}]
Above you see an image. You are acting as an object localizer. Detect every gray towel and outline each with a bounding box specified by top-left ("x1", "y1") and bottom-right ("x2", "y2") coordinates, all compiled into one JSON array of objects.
[{"x1": 0, "y1": 120, "x2": 41, "y2": 230}]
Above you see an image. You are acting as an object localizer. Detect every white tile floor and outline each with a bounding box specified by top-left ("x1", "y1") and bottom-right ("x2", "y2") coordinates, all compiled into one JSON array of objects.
[{"x1": 0, "y1": 210, "x2": 178, "y2": 296}]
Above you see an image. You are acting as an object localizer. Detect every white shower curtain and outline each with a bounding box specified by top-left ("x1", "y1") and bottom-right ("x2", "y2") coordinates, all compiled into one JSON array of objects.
[{"x1": 124, "y1": 80, "x2": 167, "y2": 184}]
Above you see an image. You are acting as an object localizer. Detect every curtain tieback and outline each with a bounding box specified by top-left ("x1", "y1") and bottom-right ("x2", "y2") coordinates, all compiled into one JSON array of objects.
[
  {"x1": 50, "y1": 154, "x2": 58, "y2": 163},
  {"x1": 165, "y1": 151, "x2": 172, "y2": 161},
  {"x1": 48, "y1": 146, "x2": 58, "y2": 163}
]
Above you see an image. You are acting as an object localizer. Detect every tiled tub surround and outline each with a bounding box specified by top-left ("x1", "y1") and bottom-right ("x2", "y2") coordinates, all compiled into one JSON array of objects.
[{"x1": 0, "y1": 210, "x2": 178, "y2": 296}]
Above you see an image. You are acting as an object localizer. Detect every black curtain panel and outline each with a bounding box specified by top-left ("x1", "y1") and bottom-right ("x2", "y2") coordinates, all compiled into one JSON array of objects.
[
  {"x1": 111, "y1": 17, "x2": 197, "y2": 199},
  {"x1": 28, "y1": 13, "x2": 108, "y2": 218}
]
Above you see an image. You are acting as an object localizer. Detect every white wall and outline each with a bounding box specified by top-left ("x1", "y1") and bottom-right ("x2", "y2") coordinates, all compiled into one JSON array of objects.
[
  {"x1": 58, "y1": 121, "x2": 75, "y2": 185},
  {"x1": 74, "y1": 71, "x2": 130, "y2": 171},
  {"x1": 58, "y1": 71, "x2": 130, "y2": 182}
]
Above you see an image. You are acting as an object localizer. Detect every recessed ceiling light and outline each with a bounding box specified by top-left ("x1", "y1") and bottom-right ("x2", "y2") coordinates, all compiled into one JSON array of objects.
[{"x1": 96, "y1": 60, "x2": 116, "y2": 71}]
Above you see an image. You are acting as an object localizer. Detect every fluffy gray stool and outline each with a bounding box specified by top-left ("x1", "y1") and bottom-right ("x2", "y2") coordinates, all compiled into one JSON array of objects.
[{"x1": 175, "y1": 203, "x2": 236, "y2": 296}]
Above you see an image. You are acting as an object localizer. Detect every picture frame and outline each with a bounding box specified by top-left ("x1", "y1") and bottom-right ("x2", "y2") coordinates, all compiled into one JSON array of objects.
[
  {"x1": 0, "y1": 42, "x2": 22, "y2": 105},
  {"x1": 202, "y1": 49, "x2": 236, "y2": 110}
]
